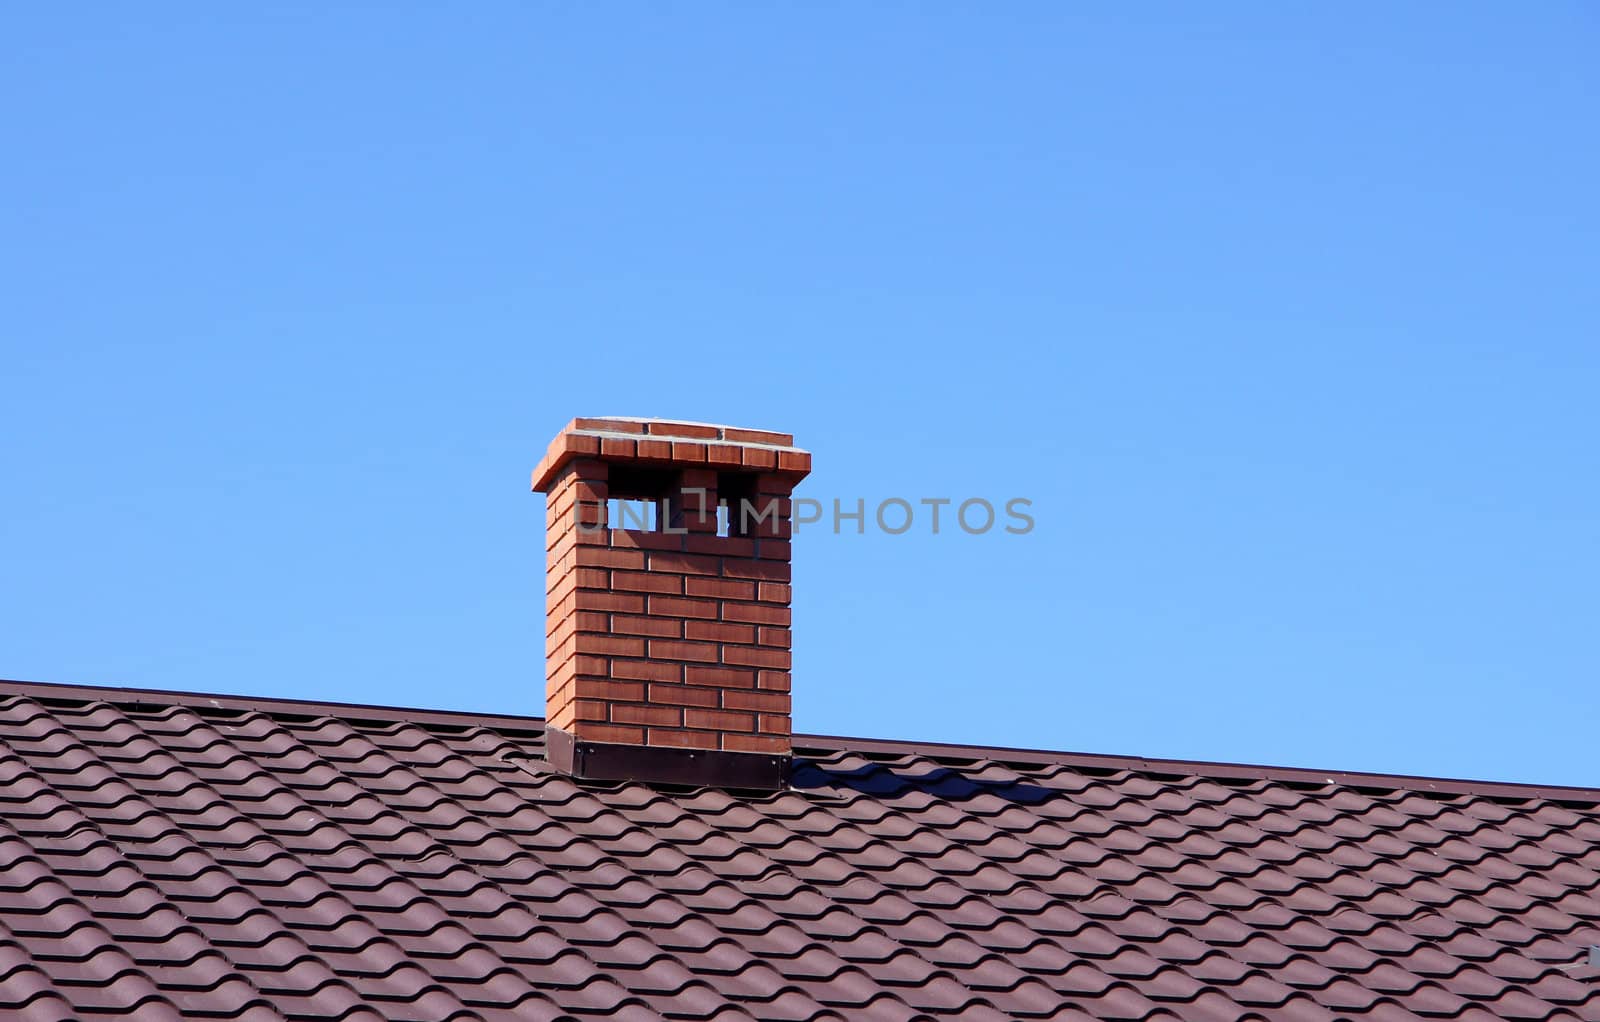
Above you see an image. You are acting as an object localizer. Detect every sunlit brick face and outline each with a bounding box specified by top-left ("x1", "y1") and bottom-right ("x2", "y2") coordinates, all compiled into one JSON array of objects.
[{"x1": 532, "y1": 418, "x2": 810, "y2": 757}]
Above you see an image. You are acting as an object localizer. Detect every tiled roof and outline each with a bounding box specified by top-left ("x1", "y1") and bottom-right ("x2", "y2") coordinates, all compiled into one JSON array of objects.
[{"x1": 0, "y1": 679, "x2": 1596, "y2": 1021}]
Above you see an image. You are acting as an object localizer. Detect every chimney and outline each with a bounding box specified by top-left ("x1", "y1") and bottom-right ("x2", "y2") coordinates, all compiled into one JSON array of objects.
[{"x1": 531, "y1": 417, "x2": 810, "y2": 788}]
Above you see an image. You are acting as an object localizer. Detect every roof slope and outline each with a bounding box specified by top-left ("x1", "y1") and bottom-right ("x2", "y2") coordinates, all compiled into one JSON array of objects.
[{"x1": 0, "y1": 680, "x2": 1596, "y2": 1022}]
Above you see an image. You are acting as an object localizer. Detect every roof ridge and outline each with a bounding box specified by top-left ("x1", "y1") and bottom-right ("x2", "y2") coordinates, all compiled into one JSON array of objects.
[{"x1": 1, "y1": 677, "x2": 1595, "y2": 803}]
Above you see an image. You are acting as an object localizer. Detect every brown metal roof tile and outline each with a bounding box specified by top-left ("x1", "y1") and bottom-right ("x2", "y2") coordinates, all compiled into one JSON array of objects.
[{"x1": 4, "y1": 679, "x2": 1600, "y2": 1020}]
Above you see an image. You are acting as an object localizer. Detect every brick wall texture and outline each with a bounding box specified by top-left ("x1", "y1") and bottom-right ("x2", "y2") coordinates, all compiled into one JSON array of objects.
[{"x1": 533, "y1": 418, "x2": 811, "y2": 756}]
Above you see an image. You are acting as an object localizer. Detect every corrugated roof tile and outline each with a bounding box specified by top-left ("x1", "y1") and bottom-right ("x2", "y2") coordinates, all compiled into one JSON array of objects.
[{"x1": 1, "y1": 682, "x2": 1598, "y2": 1020}]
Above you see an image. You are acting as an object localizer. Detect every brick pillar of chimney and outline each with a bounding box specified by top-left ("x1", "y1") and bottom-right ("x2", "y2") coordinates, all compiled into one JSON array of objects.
[{"x1": 531, "y1": 418, "x2": 810, "y2": 788}]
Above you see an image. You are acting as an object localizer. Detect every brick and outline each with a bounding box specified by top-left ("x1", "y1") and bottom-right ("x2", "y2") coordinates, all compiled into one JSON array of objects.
[
  {"x1": 756, "y1": 476, "x2": 795, "y2": 498},
  {"x1": 546, "y1": 591, "x2": 577, "y2": 628},
  {"x1": 755, "y1": 495, "x2": 793, "y2": 515},
  {"x1": 686, "y1": 577, "x2": 755, "y2": 600},
  {"x1": 547, "y1": 569, "x2": 576, "y2": 605},
  {"x1": 705, "y1": 444, "x2": 743, "y2": 468},
  {"x1": 548, "y1": 703, "x2": 578, "y2": 731},
  {"x1": 721, "y1": 559, "x2": 790, "y2": 582},
  {"x1": 757, "y1": 627, "x2": 791, "y2": 648},
  {"x1": 777, "y1": 450, "x2": 811, "y2": 474},
  {"x1": 575, "y1": 547, "x2": 646, "y2": 570},
  {"x1": 548, "y1": 502, "x2": 607, "y2": 542},
  {"x1": 547, "y1": 647, "x2": 575, "y2": 676},
  {"x1": 685, "y1": 620, "x2": 755, "y2": 644},
  {"x1": 547, "y1": 634, "x2": 590, "y2": 673},
  {"x1": 612, "y1": 571, "x2": 682, "y2": 595},
  {"x1": 573, "y1": 699, "x2": 609, "y2": 722},
  {"x1": 645, "y1": 728, "x2": 718, "y2": 749},
  {"x1": 551, "y1": 547, "x2": 578, "y2": 578},
  {"x1": 721, "y1": 645, "x2": 790, "y2": 669},
  {"x1": 756, "y1": 539, "x2": 791, "y2": 561},
  {"x1": 573, "y1": 417, "x2": 644, "y2": 433},
  {"x1": 722, "y1": 689, "x2": 790, "y2": 713},
  {"x1": 723, "y1": 427, "x2": 795, "y2": 446},
  {"x1": 545, "y1": 503, "x2": 574, "y2": 538},
  {"x1": 648, "y1": 639, "x2": 719, "y2": 663},
  {"x1": 548, "y1": 680, "x2": 576, "y2": 709},
  {"x1": 580, "y1": 635, "x2": 648, "y2": 658},
  {"x1": 546, "y1": 525, "x2": 577, "y2": 558},
  {"x1": 544, "y1": 485, "x2": 575, "y2": 520},
  {"x1": 759, "y1": 714, "x2": 791, "y2": 735},
  {"x1": 574, "y1": 590, "x2": 646, "y2": 614},
  {"x1": 572, "y1": 722, "x2": 645, "y2": 744},
  {"x1": 563, "y1": 456, "x2": 609, "y2": 480},
  {"x1": 685, "y1": 709, "x2": 755, "y2": 732},
  {"x1": 723, "y1": 733, "x2": 789, "y2": 754},
  {"x1": 757, "y1": 582, "x2": 792, "y2": 603},
  {"x1": 600, "y1": 437, "x2": 637, "y2": 458},
  {"x1": 740, "y1": 446, "x2": 777, "y2": 470},
  {"x1": 572, "y1": 611, "x2": 611, "y2": 634},
  {"x1": 610, "y1": 703, "x2": 682, "y2": 727},
  {"x1": 670, "y1": 441, "x2": 708, "y2": 462},
  {"x1": 647, "y1": 551, "x2": 722, "y2": 576},
  {"x1": 609, "y1": 528, "x2": 682, "y2": 552},
  {"x1": 757, "y1": 671, "x2": 790, "y2": 692},
  {"x1": 647, "y1": 595, "x2": 718, "y2": 619},
  {"x1": 546, "y1": 703, "x2": 575, "y2": 732},
  {"x1": 685, "y1": 665, "x2": 757, "y2": 689},
  {"x1": 748, "y1": 513, "x2": 790, "y2": 539},
  {"x1": 552, "y1": 506, "x2": 580, "y2": 536},
  {"x1": 721, "y1": 602, "x2": 790, "y2": 626},
  {"x1": 549, "y1": 685, "x2": 580, "y2": 719},
  {"x1": 575, "y1": 567, "x2": 612, "y2": 589},
  {"x1": 554, "y1": 433, "x2": 602, "y2": 459},
  {"x1": 546, "y1": 633, "x2": 575, "y2": 667},
  {"x1": 684, "y1": 534, "x2": 754, "y2": 558},
  {"x1": 567, "y1": 479, "x2": 609, "y2": 501},
  {"x1": 646, "y1": 421, "x2": 720, "y2": 439},
  {"x1": 611, "y1": 615, "x2": 682, "y2": 638},
  {"x1": 569, "y1": 678, "x2": 645, "y2": 702},
  {"x1": 648, "y1": 684, "x2": 722, "y2": 708},
  {"x1": 608, "y1": 659, "x2": 681, "y2": 683},
  {"x1": 728, "y1": 493, "x2": 782, "y2": 530},
  {"x1": 635, "y1": 438, "x2": 673, "y2": 460},
  {"x1": 546, "y1": 684, "x2": 574, "y2": 722},
  {"x1": 550, "y1": 525, "x2": 595, "y2": 560},
  {"x1": 572, "y1": 502, "x2": 608, "y2": 532}
]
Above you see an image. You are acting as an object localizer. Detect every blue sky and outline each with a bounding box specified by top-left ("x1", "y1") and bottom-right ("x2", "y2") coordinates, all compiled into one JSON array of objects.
[{"x1": 4, "y1": 5, "x2": 1596, "y2": 786}]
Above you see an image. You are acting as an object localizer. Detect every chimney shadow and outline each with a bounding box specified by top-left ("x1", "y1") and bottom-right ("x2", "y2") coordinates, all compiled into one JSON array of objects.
[{"x1": 789, "y1": 756, "x2": 1060, "y2": 806}]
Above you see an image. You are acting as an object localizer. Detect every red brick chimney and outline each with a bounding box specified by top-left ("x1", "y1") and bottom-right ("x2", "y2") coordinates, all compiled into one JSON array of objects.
[{"x1": 531, "y1": 417, "x2": 810, "y2": 788}]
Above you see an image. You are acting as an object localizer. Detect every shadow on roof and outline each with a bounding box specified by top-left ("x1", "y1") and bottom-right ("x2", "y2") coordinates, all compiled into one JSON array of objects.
[{"x1": 790, "y1": 756, "x2": 1058, "y2": 806}]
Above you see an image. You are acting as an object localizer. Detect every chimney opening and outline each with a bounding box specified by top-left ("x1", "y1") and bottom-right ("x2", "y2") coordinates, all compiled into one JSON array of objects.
[
  {"x1": 718, "y1": 472, "x2": 760, "y2": 538},
  {"x1": 606, "y1": 465, "x2": 678, "y2": 534}
]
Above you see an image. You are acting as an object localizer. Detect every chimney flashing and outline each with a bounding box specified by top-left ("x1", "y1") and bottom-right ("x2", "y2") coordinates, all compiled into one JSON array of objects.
[{"x1": 544, "y1": 727, "x2": 793, "y2": 790}]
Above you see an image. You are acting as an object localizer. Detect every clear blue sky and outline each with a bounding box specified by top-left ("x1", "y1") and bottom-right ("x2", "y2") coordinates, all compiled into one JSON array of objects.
[{"x1": 4, "y1": 6, "x2": 1596, "y2": 786}]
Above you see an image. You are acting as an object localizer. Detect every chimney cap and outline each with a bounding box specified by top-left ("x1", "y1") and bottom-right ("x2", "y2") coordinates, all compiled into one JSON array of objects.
[{"x1": 532, "y1": 417, "x2": 812, "y2": 492}]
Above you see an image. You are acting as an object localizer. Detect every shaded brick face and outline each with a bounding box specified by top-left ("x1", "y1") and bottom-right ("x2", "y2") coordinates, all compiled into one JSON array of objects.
[{"x1": 533, "y1": 418, "x2": 810, "y2": 756}]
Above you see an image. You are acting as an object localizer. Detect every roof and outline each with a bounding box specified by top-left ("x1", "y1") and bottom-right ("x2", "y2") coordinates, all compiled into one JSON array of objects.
[{"x1": 0, "y1": 678, "x2": 1596, "y2": 1021}]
